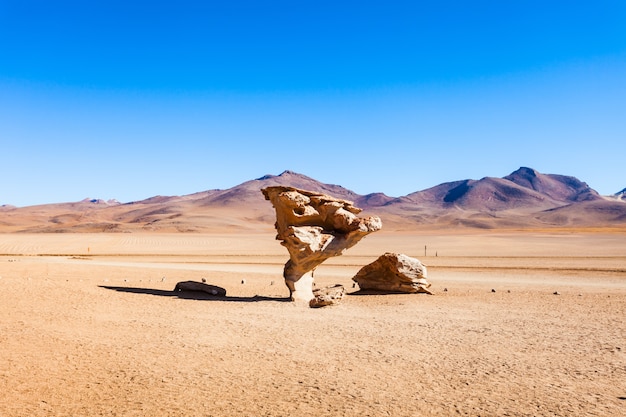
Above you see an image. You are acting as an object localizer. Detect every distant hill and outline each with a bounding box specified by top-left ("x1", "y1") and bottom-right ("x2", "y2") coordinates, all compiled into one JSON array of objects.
[
  {"x1": 400, "y1": 167, "x2": 600, "y2": 212},
  {"x1": 402, "y1": 177, "x2": 559, "y2": 212},
  {"x1": 504, "y1": 167, "x2": 600, "y2": 202},
  {"x1": 1, "y1": 168, "x2": 625, "y2": 232}
]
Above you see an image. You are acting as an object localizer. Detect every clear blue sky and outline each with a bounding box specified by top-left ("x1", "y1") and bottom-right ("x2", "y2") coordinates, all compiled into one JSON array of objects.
[{"x1": 1, "y1": 1, "x2": 625, "y2": 206}]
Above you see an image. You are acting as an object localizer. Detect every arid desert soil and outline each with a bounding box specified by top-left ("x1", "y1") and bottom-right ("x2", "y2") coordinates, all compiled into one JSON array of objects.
[{"x1": 0, "y1": 231, "x2": 625, "y2": 416}]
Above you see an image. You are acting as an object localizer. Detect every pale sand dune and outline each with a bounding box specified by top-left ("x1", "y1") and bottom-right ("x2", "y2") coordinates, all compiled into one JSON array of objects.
[{"x1": 0, "y1": 232, "x2": 625, "y2": 416}]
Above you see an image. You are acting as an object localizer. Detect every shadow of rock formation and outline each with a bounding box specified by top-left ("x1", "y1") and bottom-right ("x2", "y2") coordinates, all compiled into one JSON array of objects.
[{"x1": 99, "y1": 285, "x2": 290, "y2": 302}]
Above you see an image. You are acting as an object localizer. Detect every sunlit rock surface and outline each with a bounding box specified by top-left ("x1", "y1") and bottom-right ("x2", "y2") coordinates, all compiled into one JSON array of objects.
[
  {"x1": 352, "y1": 253, "x2": 432, "y2": 294},
  {"x1": 262, "y1": 186, "x2": 382, "y2": 302},
  {"x1": 309, "y1": 284, "x2": 346, "y2": 308}
]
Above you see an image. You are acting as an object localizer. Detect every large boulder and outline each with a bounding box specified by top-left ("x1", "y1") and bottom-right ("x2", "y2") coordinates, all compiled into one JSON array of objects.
[
  {"x1": 352, "y1": 253, "x2": 432, "y2": 294},
  {"x1": 262, "y1": 186, "x2": 382, "y2": 303}
]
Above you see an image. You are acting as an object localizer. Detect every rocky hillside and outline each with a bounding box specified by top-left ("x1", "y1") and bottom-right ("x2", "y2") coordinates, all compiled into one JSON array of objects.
[{"x1": 1, "y1": 168, "x2": 625, "y2": 232}]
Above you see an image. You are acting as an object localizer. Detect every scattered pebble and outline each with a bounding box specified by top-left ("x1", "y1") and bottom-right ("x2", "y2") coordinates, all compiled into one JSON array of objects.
[
  {"x1": 241, "y1": 279, "x2": 246, "y2": 284},
  {"x1": 201, "y1": 278, "x2": 207, "y2": 283},
  {"x1": 270, "y1": 280, "x2": 275, "y2": 286},
  {"x1": 443, "y1": 288, "x2": 448, "y2": 292},
  {"x1": 553, "y1": 291, "x2": 560, "y2": 295},
  {"x1": 161, "y1": 277, "x2": 166, "y2": 282},
  {"x1": 491, "y1": 288, "x2": 496, "y2": 293}
]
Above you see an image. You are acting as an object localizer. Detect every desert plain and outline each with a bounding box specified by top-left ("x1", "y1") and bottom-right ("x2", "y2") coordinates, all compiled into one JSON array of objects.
[{"x1": 0, "y1": 229, "x2": 625, "y2": 416}]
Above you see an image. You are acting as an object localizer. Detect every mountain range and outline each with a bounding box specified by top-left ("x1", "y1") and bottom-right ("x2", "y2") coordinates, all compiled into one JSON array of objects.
[{"x1": 1, "y1": 167, "x2": 625, "y2": 232}]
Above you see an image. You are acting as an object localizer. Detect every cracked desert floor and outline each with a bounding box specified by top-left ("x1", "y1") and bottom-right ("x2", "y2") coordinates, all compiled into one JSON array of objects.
[{"x1": 1, "y1": 230, "x2": 625, "y2": 416}]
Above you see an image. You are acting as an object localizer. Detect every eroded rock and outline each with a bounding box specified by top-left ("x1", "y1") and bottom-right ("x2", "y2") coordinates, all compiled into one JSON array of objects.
[
  {"x1": 352, "y1": 253, "x2": 432, "y2": 294},
  {"x1": 262, "y1": 186, "x2": 382, "y2": 302},
  {"x1": 309, "y1": 284, "x2": 346, "y2": 308}
]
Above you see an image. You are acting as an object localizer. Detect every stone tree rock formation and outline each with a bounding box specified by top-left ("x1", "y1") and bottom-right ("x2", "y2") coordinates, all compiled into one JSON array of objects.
[
  {"x1": 352, "y1": 252, "x2": 432, "y2": 294},
  {"x1": 262, "y1": 186, "x2": 382, "y2": 303}
]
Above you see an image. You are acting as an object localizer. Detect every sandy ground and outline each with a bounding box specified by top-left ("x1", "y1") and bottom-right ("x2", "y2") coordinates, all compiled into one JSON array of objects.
[{"x1": 0, "y1": 231, "x2": 624, "y2": 416}]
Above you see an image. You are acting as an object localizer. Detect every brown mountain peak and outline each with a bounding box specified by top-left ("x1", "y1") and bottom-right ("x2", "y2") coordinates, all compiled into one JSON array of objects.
[{"x1": 504, "y1": 167, "x2": 599, "y2": 203}]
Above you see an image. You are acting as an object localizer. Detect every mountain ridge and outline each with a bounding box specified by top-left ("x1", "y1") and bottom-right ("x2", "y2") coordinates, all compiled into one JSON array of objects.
[{"x1": 1, "y1": 168, "x2": 625, "y2": 232}]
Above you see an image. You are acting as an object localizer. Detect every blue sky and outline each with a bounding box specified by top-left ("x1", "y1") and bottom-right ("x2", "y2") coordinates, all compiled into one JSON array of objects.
[{"x1": 1, "y1": 1, "x2": 625, "y2": 206}]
